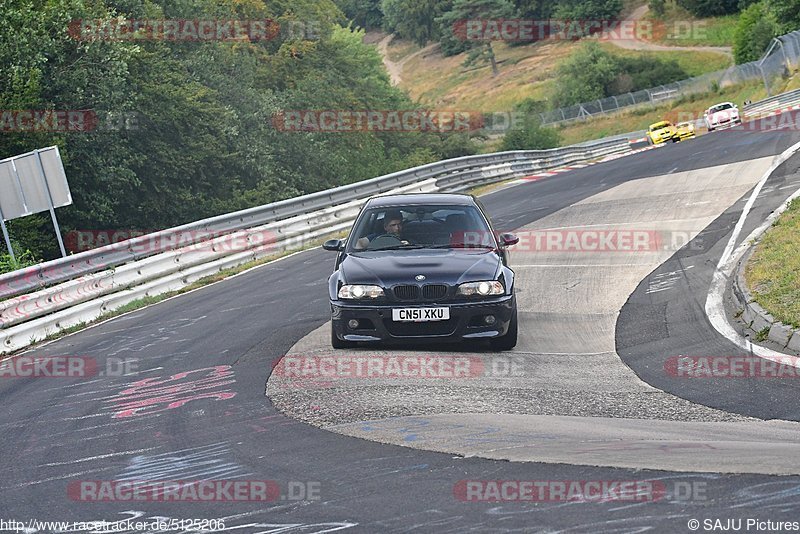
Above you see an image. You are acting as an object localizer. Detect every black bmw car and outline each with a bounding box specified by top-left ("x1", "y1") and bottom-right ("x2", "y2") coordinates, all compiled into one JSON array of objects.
[{"x1": 323, "y1": 193, "x2": 519, "y2": 350}]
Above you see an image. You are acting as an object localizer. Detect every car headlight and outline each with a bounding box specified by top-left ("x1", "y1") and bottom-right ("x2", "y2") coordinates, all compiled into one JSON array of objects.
[
  {"x1": 338, "y1": 284, "x2": 384, "y2": 299},
  {"x1": 457, "y1": 281, "x2": 504, "y2": 297}
]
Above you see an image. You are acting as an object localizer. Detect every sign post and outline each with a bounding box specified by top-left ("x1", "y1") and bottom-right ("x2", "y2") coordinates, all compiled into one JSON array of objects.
[
  {"x1": 0, "y1": 146, "x2": 73, "y2": 260},
  {"x1": 34, "y1": 149, "x2": 67, "y2": 257},
  {"x1": 0, "y1": 204, "x2": 14, "y2": 262}
]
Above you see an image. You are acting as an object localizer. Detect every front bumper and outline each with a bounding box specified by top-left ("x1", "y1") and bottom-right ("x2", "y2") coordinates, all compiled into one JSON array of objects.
[
  {"x1": 708, "y1": 118, "x2": 741, "y2": 130},
  {"x1": 649, "y1": 132, "x2": 674, "y2": 144},
  {"x1": 331, "y1": 295, "x2": 516, "y2": 343}
]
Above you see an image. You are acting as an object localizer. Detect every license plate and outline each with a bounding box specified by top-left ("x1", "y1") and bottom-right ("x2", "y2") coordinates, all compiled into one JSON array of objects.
[{"x1": 392, "y1": 307, "x2": 450, "y2": 322}]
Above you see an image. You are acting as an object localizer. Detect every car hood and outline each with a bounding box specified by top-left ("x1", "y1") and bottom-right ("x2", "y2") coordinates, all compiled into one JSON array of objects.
[
  {"x1": 340, "y1": 249, "x2": 501, "y2": 286},
  {"x1": 709, "y1": 109, "x2": 738, "y2": 119}
]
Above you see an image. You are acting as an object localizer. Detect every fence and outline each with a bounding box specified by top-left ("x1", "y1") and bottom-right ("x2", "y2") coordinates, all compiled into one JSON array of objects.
[{"x1": 539, "y1": 30, "x2": 800, "y2": 126}]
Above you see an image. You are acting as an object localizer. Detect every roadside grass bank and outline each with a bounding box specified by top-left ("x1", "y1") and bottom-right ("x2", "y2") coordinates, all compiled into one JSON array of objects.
[
  {"x1": 644, "y1": 4, "x2": 738, "y2": 47},
  {"x1": 745, "y1": 198, "x2": 800, "y2": 329}
]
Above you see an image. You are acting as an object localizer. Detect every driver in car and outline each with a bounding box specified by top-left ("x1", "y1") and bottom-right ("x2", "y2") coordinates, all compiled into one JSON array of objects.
[{"x1": 355, "y1": 210, "x2": 412, "y2": 250}]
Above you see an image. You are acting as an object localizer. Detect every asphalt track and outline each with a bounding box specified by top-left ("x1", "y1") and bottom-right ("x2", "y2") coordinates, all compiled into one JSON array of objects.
[{"x1": 4, "y1": 115, "x2": 800, "y2": 532}]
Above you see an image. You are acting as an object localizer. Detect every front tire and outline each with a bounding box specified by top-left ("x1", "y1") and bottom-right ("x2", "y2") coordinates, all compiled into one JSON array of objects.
[
  {"x1": 490, "y1": 308, "x2": 518, "y2": 351},
  {"x1": 331, "y1": 324, "x2": 355, "y2": 349}
]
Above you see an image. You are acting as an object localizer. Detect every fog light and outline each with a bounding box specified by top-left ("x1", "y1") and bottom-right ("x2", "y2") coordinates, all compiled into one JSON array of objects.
[
  {"x1": 348, "y1": 319, "x2": 360, "y2": 329},
  {"x1": 484, "y1": 315, "x2": 496, "y2": 325}
]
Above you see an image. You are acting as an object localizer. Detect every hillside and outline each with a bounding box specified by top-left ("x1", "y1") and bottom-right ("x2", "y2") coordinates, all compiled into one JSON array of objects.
[
  {"x1": 367, "y1": 1, "x2": 793, "y2": 147},
  {"x1": 374, "y1": 3, "x2": 736, "y2": 114}
]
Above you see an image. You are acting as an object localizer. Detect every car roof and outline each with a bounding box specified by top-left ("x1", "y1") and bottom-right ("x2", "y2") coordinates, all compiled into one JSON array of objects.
[{"x1": 365, "y1": 193, "x2": 476, "y2": 208}]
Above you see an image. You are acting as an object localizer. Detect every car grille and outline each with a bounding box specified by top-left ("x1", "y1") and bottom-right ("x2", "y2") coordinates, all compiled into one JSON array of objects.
[
  {"x1": 384, "y1": 318, "x2": 456, "y2": 337},
  {"x1": 393, "y1": 285, "x2": 420, "y2": 300},
  {"x1": 422, "y1": 284, "x2": 448, "y2": 299},
  {"x1": 393, "y1": 284, "x2": 449, "y2": 301}
]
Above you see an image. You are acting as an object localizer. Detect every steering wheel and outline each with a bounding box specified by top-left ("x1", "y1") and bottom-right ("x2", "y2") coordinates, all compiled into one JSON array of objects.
[{"x1": 367, "y1": 234, "x2": 405, "y2": 250}]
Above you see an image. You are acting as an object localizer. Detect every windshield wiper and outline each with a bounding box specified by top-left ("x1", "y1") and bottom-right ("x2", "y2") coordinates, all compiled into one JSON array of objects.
[
  {"x1": 367, "y1": 244, "x2": 428, "y2": 251},
  {"x1": 427, "y1": 243, "x2": 495, "y2": 249}
]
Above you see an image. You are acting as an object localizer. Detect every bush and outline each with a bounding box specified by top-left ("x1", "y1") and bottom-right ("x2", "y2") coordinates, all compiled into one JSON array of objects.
[
  {"x1": 733, "y1": 1, "x2": 779, "y2": 64},
  {"x1": 0, "y1": 249, "x2": 40, "y2": 275},
  {"x1": 552, "y1": 43, "x2": 619, "y2": 107},
  {"x1": 615, "y1": 56, "x2": 688, "y2": 91},
  {"x1": 499, "y1": 118, "x2": 560, "y2": 151},
  {"x1": 552, "y1": 44, "x2": 689, "y2": 107}
]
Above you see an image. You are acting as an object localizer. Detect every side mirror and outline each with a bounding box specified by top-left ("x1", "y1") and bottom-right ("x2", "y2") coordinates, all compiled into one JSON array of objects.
[
  {"x1": 322, "y1": 239, "x2": 343, "y2": 251},
  {"x1": 499, "y1": 233, "x2": 519, "y2": 247}
]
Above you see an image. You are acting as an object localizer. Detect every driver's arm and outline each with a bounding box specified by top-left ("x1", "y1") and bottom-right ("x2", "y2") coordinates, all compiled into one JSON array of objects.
[{"x1": 354, "y1": 237, "x2": 370, "y2": 250}]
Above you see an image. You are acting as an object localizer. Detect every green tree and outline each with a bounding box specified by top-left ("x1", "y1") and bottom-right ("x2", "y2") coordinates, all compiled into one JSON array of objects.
[
  {"x1": 512, "y1": 0, "x2": 553, "y2": 18},
  {"x1": 766, "y1": 0, "x2": 800, "y2": 34},
  {"x1": 675, "y1": 0, "x2": 739, "y2": 16},
  {"x1": 553, "y1": 0, "x2": 623, "y2": 21},
  {"x1": 1, "y1": 0, "x2": 475, "y2": 260},
  {"x1": 734, "y1": 1, "x2": 780, "y2": 64},
  {"x1": 333, "y1": 0, "x2": 384, "y2": 29},
  {"x1": 382, "y1": 0, "x2": 452, "y2": 46},
  {"x1": 436, "y1": 0, "x2": 516, "y2": 76},
  {"x1": 649, "y1": 0, "x2": 666, "y2": 17}
]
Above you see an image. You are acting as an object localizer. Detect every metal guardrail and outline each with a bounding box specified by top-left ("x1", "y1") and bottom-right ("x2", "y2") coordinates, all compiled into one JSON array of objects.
[
  {"x1": 744, "y1": 88, "x2": 800, "y2": 116},
  {"x1": 0, "y1": 137, "x2": 632, "y2": 353},
  {"x1": 0, "y1": 138, "x2": 626, "y2": 302}
]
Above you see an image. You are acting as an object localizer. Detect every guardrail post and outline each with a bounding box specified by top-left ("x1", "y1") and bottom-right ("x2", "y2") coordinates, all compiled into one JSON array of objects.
[{"x1": 0, "y1": 205, "x2": 14, "y2": 263}]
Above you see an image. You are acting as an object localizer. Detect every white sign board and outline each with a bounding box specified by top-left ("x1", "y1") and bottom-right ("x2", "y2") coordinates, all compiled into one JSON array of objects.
[{"x1": 0, "y1": 146, "x2": 72, "y2": 221}]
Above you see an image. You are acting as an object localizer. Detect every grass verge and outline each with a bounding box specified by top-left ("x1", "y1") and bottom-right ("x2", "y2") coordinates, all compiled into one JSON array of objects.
[
  {"x1": 745, "y1": 198, "x2": 800, "y2": 329},
  {"x1": 643, "y1": 2, "x2": 738, "y2": 47}
]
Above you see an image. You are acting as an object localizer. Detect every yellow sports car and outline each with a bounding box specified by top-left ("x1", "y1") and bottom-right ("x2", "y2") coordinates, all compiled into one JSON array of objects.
[
  {"x1": 647, "y1": 121, "x2": 677, "y2": 145},
  {"x1": 674, "y1": 121, "x2": 696, "y2": 141}
]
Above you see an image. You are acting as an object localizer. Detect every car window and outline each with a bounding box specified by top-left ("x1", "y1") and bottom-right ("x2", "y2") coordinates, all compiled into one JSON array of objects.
[
  {"x1": 711, "y1": 103, "x2": 733, "y2": 112},
  {"x1": 348, "y1": 204, "x2": 494, "y2": 251}
]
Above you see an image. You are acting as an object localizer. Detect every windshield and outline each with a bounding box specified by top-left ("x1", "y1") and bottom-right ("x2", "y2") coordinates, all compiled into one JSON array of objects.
[
  {"x1": 347, "y1": 204, "x2": 495, "y2": 252},
  {"x1": 710, "y1": 103, "x2": 734, "y2": 112},
  {"x1": 650, "y1": 122, "x2": 670, "y2": 131}
]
